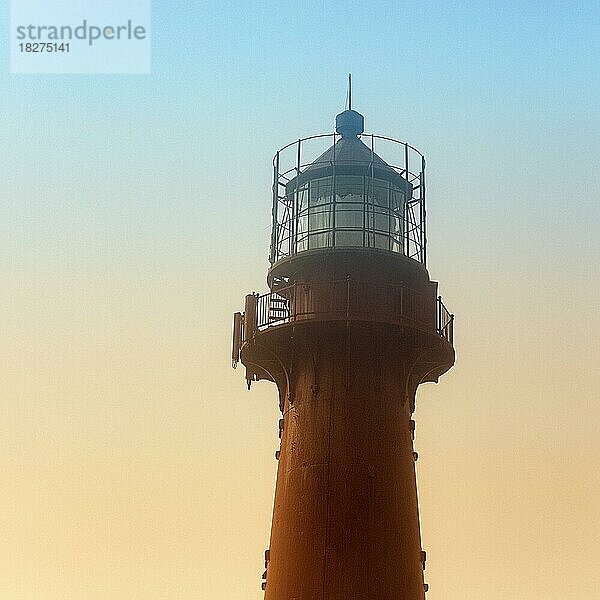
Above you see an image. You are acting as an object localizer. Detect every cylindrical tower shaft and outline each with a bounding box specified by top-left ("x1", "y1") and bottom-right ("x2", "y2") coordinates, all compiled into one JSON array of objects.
[{"x1": 265, "y1": 328, "x2": 426, "y2": 599}]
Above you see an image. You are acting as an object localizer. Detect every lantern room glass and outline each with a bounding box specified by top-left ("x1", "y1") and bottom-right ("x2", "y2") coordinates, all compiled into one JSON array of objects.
[{"x1": 294, "y1": 174, "x2": 405, "y2": 253}]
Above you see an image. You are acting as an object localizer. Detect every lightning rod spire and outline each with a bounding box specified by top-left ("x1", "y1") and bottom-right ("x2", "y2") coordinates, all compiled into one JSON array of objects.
[{"x1": 348, "y1": 73, "x2": 352, "y2": 110}]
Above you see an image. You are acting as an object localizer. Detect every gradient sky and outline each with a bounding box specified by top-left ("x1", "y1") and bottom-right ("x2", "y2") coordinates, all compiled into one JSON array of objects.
[{"x1": 1, "y1": 1, "x2": 599, "y2": 599}]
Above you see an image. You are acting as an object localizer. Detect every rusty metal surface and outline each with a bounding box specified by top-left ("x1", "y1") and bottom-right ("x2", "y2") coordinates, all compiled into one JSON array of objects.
[{"x1": 262, "y1": 332, "x2": 428, "y2": 600}]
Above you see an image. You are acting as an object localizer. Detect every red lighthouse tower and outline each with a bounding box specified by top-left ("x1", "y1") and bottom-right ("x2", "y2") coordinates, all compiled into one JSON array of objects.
[{"x1": 232, "y1": 103, "x2": 455, "y2": 599}]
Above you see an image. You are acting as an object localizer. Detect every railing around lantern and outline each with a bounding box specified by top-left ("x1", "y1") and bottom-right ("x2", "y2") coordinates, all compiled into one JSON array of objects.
[
  {"x1": 251, "y1": 280, "x2": 453, "y2": 345},
  {"x1": 270, "y1": 133, "x2": 427, "y2": 266}
]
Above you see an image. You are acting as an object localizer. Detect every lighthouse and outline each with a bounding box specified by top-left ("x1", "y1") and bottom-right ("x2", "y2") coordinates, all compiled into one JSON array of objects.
[{"x1": 232, "y1": 100, "x2": 455, "y2": 599}]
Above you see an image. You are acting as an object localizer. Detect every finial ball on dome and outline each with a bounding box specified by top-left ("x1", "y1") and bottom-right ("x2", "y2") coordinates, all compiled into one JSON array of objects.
[{"x1": 336, "y1": 109, "x2": 364, "y2": 138}]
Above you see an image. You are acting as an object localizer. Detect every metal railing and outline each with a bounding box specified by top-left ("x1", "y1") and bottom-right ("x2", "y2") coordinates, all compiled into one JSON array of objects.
[
  {"x1": 437, "y1": 296, "x2": 454, "y2": 344},
  {"x1": 250, "y1": 279, "x2": 453, "y2": 345},
  {"x1": 270, "y1": 133, "x2": 427, "y2": 266}
]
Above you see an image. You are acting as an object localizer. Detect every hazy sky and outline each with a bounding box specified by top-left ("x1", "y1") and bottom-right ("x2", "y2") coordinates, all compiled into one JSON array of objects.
[{"x1": 1, "y1": 1, "x2": 599, "y2": 599}]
